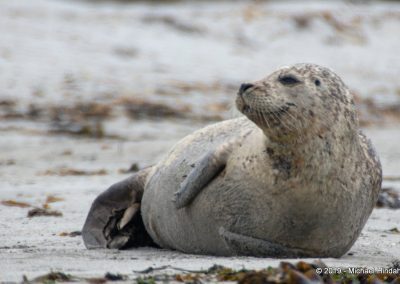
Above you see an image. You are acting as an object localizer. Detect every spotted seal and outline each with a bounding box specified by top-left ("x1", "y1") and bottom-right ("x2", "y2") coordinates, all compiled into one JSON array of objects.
[{"x1": 82, "y1": 63, "x2": 382, "y2": 257}]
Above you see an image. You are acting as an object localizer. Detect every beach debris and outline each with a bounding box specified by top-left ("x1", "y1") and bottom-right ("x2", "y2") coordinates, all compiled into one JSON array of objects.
[
  {"x1": 86, "y1": 277, "x2": 107, "y2": 284},
  {"x1": 19, "y1": 261, "x2": 400, "y2": 283},
  {"x1": 85, "y1": 272, "x2": 128, "y2": 284},
  {"x1": 0, "y1": 159, "x2": 16, "y2": 165},
  {"x1": 40, "y1": 168, "x2": 108, "y2": 176},
  {"x1": 50, "y1": 120, "x2": 106, "y2": 138},
  {"x1": 3, "y1": 90, "x2": 399, "y2": 129},
  {"x1": 0, "y1": 99, "x2": 23, "y2": 119},
  {"x1": 148, "y1": 261, "x2": 400, "y2": 283},
  {"x1": 45, "y1": 195, "x2": 65, "y2": 203},
  {"x1": 113, "y1": 46, "x2": 138, "y2": 58},
  {"x1": 117, "y1": 97, "x2": 191, "y2": 120},
  {"x1": 0, "y1": 101, "x2": 45, "y2": 121},
  {"x1": 61, "y1": 150, "x2": 73, "y2": 156},
  {"x1": 105, "y1": 272, "x2": 127, "y2": 281},
  {"x1": 214, "y1": 267, "x2": 249, "y2": 281},
  {"x1": 142, "y1": 15, "x2": 204, "y2": 34},
  {"x1": 174, "y1": 273, "x2": 201, "y2": 283},
  {"x1": 2, "y1": 197, "x2": 65, "y2": 218},
  {"x1": 383, "y1": 176, "x2": 400, "y2": 181},
  {"x1": 119, "y1": 163, "x2": 140, "y2": 174},
  {"x1": 289, "y1": 11, "x2": 366, "y2": 44},
  {"x1": 42, "y1": 203, "x2": 51, "y2": 210},
  {"x1": 133, "y1": 266, "x2": 170, "y2": 274},
  {"x1": 59, "y1": 231, "x2": 82, "y2": 237},
  {"x1": 23, "y1": 271, "x2": 74, "y2": 283},
  {"x1": 27, "y1": 207, "x2": 62, "y2": 218},
  {"x1": 293, "y1": 14, "x2": 312, "y2": 29},
  {"x1": 136, "y1": 276, "x2": 156, "y2": 284},
  {"x1": 376, "y1": 187, "x2": 400, "y2": 209},
  {"x1": 114, "y1": 96, "x2": 225, "y2": 122},
  {"x1": 354, "y1": 94, "x2": 400, "y2": 127},
  {"x1": 52, "y1": 102, "x2": 112, "y2": 120},
  {"x1": 1, "y1": 200, "x2": 31, "y2": 208},
  {"x1": 166, "y1": 80, "x2": 236, "y2": 95},
  {"x1": 48, "y1": 102, "x2": 115, "y2": 138},
  {"x1": 22, "y1": 271, "x2": 127, "y2": 283}
]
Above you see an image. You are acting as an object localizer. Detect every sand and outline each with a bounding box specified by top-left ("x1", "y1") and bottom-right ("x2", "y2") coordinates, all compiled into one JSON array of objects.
[{"x1": 1, "y1": 0, "x2": 399, "y2": 282}]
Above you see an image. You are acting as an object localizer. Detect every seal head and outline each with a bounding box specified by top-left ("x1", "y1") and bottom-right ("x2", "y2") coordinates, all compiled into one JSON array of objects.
[{"x1": 236, "y1": 63, "x2": 357, "y2": 144}]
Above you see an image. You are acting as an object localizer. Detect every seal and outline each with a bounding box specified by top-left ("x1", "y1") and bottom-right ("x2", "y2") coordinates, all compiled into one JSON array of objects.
[{"x1": 82, "y1": 63, "x2": 382, "y2": 257}]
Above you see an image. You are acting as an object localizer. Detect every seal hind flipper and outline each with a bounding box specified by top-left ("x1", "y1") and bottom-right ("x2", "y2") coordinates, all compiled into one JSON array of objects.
[
  {"x1": 174, "y1": 139, "x2": 239, "y2": 209},
  {"x1": 219, "y1": 227, "x2": 313, "y2": 258},
  {"x1": 82, "y1": 167, "x2": 156, "y2": 249}
]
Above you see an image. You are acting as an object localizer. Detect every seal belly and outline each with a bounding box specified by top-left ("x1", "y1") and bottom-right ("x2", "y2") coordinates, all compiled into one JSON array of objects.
[
  {"x1": 141, "y1": 118, "x2": 258, "y2": 255},
  {"x1": 143, "y1": 164, "x2": 259, "y2": 255}
]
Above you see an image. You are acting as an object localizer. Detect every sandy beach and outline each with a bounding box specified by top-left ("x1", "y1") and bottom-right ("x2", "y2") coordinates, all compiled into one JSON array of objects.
[{"x1": 0, "y1": 0, "x2": 399, "y2": 282}]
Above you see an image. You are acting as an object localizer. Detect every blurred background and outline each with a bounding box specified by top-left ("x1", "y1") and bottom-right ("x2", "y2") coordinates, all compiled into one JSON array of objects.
[
  {"x1": 1, "y1": 0, "x2": 400, "y2": 280},
  {"x1": 1, "y1": 0, "x2": 400, "y2": 194}
]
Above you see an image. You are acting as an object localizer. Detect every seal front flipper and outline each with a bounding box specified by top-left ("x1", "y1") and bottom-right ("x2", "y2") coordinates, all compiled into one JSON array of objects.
[
  {"x1": 173, "y1": 139, "x2": 240, "y2": 209},
  {"x1": 219, "y1": 227, "x2": 314, "y2": 258},
  {"x1": 82, "y1": 167, "x2": 156, "y2": 249}
]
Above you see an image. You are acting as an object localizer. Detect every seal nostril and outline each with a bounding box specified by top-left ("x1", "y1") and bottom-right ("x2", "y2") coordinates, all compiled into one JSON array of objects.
[{"x1": 239, "y1": 83, "x2": 254, "y2": 94}]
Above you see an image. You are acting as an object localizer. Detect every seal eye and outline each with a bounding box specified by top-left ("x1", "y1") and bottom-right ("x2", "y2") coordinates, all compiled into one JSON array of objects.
[
  {"x1": 279, "y1": 75, "x2": 300, "y2": 85},
  {"x1": 315, "y1": 79, "x2": 321, "y2": 86}
]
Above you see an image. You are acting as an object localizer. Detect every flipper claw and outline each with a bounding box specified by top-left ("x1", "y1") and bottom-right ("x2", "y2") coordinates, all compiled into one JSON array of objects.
[{"x1": 82, "y1": 168, "x2": 156, "y2": 249}]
